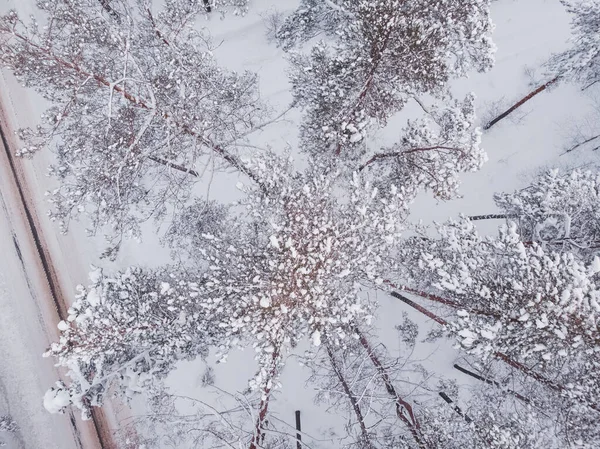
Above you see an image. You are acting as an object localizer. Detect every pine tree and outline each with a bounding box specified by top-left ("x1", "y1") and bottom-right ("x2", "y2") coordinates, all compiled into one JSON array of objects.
[
  {"x1": 282, "y1": 0, "x2": 495, "y2": 164},
  {"x1": 548, "y1": 0, "x2": 600, "y2": 89},
  {"x1": 393, "y1": 169, "x2": 600, "y2": 447}
]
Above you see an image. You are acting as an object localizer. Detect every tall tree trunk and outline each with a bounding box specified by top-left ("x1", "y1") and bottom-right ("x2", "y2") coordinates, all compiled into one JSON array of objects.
[
  {"x1": 453, "y1": 364, "x2": 532, "y2": 404},
  {"x1": 483, "y1": 76, "x2": 560, "y2": 130},
  {"x1": 325, "y1": 344, "x2": 375, "y2": 449},
  {"x1": 355, "y1": 329, "x2": 428, "y2": 449},
  {"x1": 249, "y1": 349, "x2": 280, "y2": 449}
]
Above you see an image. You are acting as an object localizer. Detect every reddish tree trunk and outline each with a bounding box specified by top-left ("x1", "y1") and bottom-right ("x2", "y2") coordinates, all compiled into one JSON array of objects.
[
  {"x1": 249, "y1": 349, "x2": 280, "y2": 449},
  {"x1": 355, "y1": 329, "x2": 427, "y2": 448},
  {"x1": 483, "y1": 76, "x2": 560, "y2": 130}
]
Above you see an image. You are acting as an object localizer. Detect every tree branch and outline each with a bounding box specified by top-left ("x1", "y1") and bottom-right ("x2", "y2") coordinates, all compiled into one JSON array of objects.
[
  {"x1": 358, "y1": 146, "x2": 465, "y2": 172},
  {"x1": 562, "y1": 133, "x2": 600, "y2": 155},
  {"x1": 2, "y1": 29, "x2": 264, "y2": 187},
  {"x1": 146, "y1": 7, "x2": 170, "y2": 47},
  {"x1": 438, "y1": 392, "x2": 472, "y2": 423},
  {"x1": 453, "y1": 364, "x2": 532, "y2": 404},
  {"x1": 147, "y1": 156, "x2": 199, "y2": 177}
]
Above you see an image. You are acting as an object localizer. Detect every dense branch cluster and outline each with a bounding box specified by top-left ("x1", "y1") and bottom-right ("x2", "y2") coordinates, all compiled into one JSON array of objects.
[
  {"x1": 396, "y1": 169, "x2": 600, "y2": 447},
  {"x1": 0, "y1": 0, "x2": 264, "y2": 241},
  {"x1": 283, "y1": 0, "x2": 495, "y2": 162},
  {"x1": 494, "y1": 169, "x2": 600, "y2": 256}
]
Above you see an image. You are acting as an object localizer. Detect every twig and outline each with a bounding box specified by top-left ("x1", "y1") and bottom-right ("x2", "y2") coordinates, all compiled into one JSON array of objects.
[
  {"x1": 581, "y1": 79, "x2": 598, "y2": 91},
  {"x1": 562, "y1": 133, "x2": 600, "y2": 155}
]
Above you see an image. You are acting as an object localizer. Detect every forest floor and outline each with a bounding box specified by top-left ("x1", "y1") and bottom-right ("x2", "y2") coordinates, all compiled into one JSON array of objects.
[{"x1": 0, "y1": 0, "x2": 599, "y2": 448}]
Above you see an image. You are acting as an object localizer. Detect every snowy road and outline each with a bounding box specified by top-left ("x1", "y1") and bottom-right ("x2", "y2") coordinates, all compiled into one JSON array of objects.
[{"x1": 0, "y1": 93, "x2": 108, "y2": 448}]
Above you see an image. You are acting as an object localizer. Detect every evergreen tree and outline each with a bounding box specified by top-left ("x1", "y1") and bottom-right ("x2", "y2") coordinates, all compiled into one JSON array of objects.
[{"x1": 548, "y1": 0, "x2": 600, "y2": 89}]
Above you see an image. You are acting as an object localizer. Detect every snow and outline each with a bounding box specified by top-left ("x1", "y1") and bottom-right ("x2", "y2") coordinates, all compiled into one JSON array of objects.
[
  {"x1": 43, "y1": 386, "x2": 71, "y2": 414},
  {"x1": 311, "y1": 330, "x2": 321, "y2": 347}
]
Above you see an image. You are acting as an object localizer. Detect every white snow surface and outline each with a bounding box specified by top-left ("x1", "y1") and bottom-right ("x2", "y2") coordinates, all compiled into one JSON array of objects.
[{"x1": 0, "y1": 0, "x2": 598, "y2": 447}]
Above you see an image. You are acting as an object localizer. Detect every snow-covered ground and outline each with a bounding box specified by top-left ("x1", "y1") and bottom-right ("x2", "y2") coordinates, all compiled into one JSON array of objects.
[{"x1": 0, "y1": 0, "x2": 598, "y2": 447}]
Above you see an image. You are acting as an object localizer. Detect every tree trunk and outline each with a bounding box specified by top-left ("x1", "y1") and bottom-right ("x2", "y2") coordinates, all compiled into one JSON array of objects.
[
  {"x1": 453, "y1": 364, "x2": 531, "y2": 404},
  {"x1": 483, "y1": 76, "x2": 560, "y2": 130},
  {"x1": 355, "y1": 329, "x2": 428, "y2": 449}
]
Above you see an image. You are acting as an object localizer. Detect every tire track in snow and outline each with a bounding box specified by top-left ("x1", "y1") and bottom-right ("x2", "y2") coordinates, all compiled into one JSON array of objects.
[{"x1": 0, "y1": 107, "x2": 113, "y2": 449}]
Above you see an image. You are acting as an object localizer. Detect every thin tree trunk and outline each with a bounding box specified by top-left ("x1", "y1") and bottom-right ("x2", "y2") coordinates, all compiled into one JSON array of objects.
[
  {"x1": 249, "y1": 349, "x2": 280, "y2": 449},
  {"x1": 325, "y1": 344, "x2": 375, "y2": 449},
  {"x1": 391, "y1": 291, "x2": 448, "y2": 325},
  {"x1": 483, "y1": 76, "x2": 560, "y2": 130},
  {"x1": 294, "y1": 411, "x2": 302, "y2": 449},
  {"x1": 468, "y1": 214, "x2": 514, "y2": 221},
  {"x1": 390, "y1": 287, "x2": 500, "y2": 319},
  {"x1": 354, "y1": 329, "x2": 427, "y2": 449},
  {"x1": 453, "y1": 364, "x2": 531, "y2": 404}
]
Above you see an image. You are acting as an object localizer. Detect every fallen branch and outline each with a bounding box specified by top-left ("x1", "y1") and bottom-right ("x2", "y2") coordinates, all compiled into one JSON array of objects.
[{"x1": 483, "y1": 76, "x2": 560, "y2": 130}]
